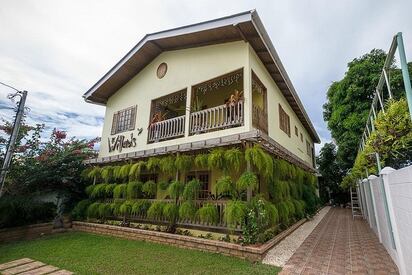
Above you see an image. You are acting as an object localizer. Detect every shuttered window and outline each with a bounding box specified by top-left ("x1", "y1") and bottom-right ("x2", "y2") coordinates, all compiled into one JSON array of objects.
[
  {"x1": 111, "y1": 105, "x2": 137, "y2": 135},
  {"x1": 306, "y1": 140, "x2": 312, "y2": 156},
  {"x1": 279, "y1": 104, "x2": 290, "y2": 137}
]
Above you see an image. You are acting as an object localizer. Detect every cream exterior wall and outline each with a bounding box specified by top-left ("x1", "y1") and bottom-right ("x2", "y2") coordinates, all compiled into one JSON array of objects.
[
  {"x1": 98, "y1": 41, "x2": 314, "y2": 168},
  {"x1": 248, "y1": 45, "x2": 315, "y2": 166},
  {"x1": 100, "y1": 41, "x2": 251, "y2": 158}
]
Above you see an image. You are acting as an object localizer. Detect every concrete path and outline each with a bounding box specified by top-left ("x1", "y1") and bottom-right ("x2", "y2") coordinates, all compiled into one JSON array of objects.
[
  {"x1": 280, "y1": 208, "x2": 398, "y2": 275},
  {"x1": 0, "y1": 258, "x2": 72, "y2": 275}
]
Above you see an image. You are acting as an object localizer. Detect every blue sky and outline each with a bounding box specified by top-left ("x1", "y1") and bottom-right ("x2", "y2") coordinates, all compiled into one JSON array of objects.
[{"x1": 1, "y1": 0, "x2": 411, "y2": 153}]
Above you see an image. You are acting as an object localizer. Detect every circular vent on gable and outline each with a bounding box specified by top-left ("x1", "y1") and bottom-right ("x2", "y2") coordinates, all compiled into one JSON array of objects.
[{"x1": 156, "y1": 62, "x2": 167, "y2": 79}]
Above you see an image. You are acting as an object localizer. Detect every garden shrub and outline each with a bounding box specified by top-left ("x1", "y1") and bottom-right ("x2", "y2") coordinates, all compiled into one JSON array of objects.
[
  {"x1": 87, "y1": 202, "x2": 101, "y2": 218},
  {"x1": 167, "y1": 180, "x2": 184, "y2": 200},
  {"x1": 126, "y1": 181, "x2": 143, "y2": 199},
  {"x1": 98, "y1": 203, "x2": 112, "y2": 219},
  {"x1": 197, "y1": 203, "x2": 218, "y2": 224},
  {"x1": 119, "y1": 201, "x2": 134, "y2": 216},
  {"x1": 236, "y1": 171, "x2": 258, "y2": 193},
  {"x1": 90, "y1": 183, "x2": 108, "y2": 199},
  {"x1": 113, "y1": 184, "x2": 127, "y2": 199},
  {"x1": 147, "y1": 201, "x2": 166, "y2": 220},
  {"x1": 163, "y1": 203, "x2": 179, "y2": 222},
  {"x1": 215, "y1": 176, "x2": 235, "y2": 198},
  {"x1": 142, "y1": 180, "x2": 157, "y2": 198},
  {"x1": 179, "y1": 201, "x2": 197, "y2": 220},
  {"x1": 182, "y1": 179, "x2": 200, "y2": 201},
  {"x1": 224, "y1": 200, "x2": 246, "y2": 229},
  {"x1": 131, "y1": 200, "x2": 151, "y2": 216},
  {"x1": 71, "y1": 199, "x2": 91, "y2": 220}
]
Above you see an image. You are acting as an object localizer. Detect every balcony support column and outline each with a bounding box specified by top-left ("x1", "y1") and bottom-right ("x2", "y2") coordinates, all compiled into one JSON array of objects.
[{"x1": 184, "y1": 86, "x2": 192, "y2": 137}]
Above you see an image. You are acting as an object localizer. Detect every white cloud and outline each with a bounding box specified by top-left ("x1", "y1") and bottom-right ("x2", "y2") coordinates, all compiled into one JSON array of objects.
[{"x1": 1, "y1": 0, "x2": 411, "y2": 151}]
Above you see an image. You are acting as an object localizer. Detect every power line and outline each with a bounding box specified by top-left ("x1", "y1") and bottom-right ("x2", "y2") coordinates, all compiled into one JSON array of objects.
[{"x1": 0, "y1": 81, "x2": 22, "y2": 93}]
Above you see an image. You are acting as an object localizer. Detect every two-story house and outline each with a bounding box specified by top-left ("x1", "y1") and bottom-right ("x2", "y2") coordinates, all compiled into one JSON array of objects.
[{"x1": 83, "y1": 10, "x2": 320, "y2": 202}]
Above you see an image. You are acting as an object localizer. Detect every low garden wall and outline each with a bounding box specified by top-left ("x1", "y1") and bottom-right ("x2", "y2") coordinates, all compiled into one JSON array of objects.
[
  {"x1": 72, "y1": 218, "x2": 306, "y2": 262},
  {"x1": 0, "y1": 217, "x2": 72, "y2": 244}
]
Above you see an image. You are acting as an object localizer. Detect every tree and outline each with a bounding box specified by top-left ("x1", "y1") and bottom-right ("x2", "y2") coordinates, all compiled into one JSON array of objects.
[
  {"x1": 323, "y1": 49, "x2": 410, "y2": 172},
  {"x1": 316, "y1": 143, "x2": 348, "y2": 204},
  {"x1": 0, "y1": 119, "x2": 99, "y2": 211}
]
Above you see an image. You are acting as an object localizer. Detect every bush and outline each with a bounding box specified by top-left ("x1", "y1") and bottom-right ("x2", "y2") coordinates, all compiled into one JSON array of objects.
[
  {"x1": 0, "y1": 196, "x2": 57, "y2": 228},
  {"x1": 167, "y1": 180, "x2": 184, "y2": 200},
  {"x1": 72, "y1": 199, "x2": 91, "y2": 220},
  {"x1": 119, "y1": 201, "x2": 134, "y2": 216},
  {"x1": 182, "y1": 179, "x2": 200, "y2": 200},
  {"x1": 113, "y1": 184, "x2": 127, "y2": 199},
  {"x1": 224, "y1": 200, "x2": 246, "y2": 229},
  {"x1": 131, "y1": 200, "x2": 151, "y2": 216},
  {"x1": 126, "y1": 181, "x2": 143, "y2": 199},
  {"x1": 147, "y1": 201, "x2": 166, "y2": 220},
  {"x1": 87, "y1": 202, "x2": 101, "y2": 218},
  {"x1": 179, "y1": 201, "x2": 197, "y2": 221},
  {"x1": 163, "y1": 203, "x2": 179, "y2": 222},
  {"x1": 197, "y1": 203, "x2": 218, "y2": 225},
  {"x1": 236, "y1": 171, "x2": 258, "y2": 193},
  {"x1": 142, "y1": 181, "x2": 157, "y2": 198},
  {"x1": 215, "y1": 176, "x2": 235, "y2": 197}
]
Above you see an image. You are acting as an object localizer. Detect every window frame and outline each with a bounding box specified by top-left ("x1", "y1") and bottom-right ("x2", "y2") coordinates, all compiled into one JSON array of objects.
[
  {"x1": 278, "y1": 104, "x2": 291, "y2": 137},
  {"x1": 111, "y1": 105, "x2": 137, "y2": 135}
]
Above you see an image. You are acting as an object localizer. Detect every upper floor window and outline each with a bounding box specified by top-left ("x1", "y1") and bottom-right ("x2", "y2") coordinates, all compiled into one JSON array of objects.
[
  {"x1": 300, "y1": 133, "x2": 303, "y2": 142},
  {"x1": 111, "y1": 105, "x2": 137, "y2": 135},
  {"x1": 295, "y1": 126, "x2": 298, "y2": 137},
  {"x1": 279, "y1": 104, "x2": 290, "y2": 137},
  {"x1": 306, "y1": 140, "x2": 312, "y2": 156}
]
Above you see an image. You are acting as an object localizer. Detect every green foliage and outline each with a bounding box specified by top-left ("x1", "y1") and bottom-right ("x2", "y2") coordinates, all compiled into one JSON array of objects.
[
  {"x1": 224, "y1": 148, "x2": 244, "y2": 173},
  {"x1": 224, "y1": 200, "x2": 246, "y2": 229},
  {"x1": 245, "y1": 145, "x2": 273, "y2": 178},
  {"x1": 131, "y1": 200, "x2": 151, "y2": 216},
  {"x1": 98, "y1": 203, "x2": 112, "y2": 219},
  {"x1": 207, "y1": 148, "x2": 226, "y2": 170},
  {"x1": 147, "y1": 201, "x2": 166, "y2": 219},
  {"x1": 236, "y1": 171, "x2": 258, "y2": 193},
  {"x1": 101, "y1": 166, "x2": 114, "y2": 183},
  {"x1": 87, "y1": 202, "x2": 101, "y2": 218},
  {"x1": 159, "y1": 156, "x2": 176, "y2": 174},
  {"x1": 142, "y1": 181, "x2": 157, "y2": 198},
  {"x1": 113, "y1": 184, "x2": 127, "y2": 199},
  {"x1": 163, "y1": 203, "x2": 179, "y2": 222},
  {"x1": 175, "y1": 155, "x2": 193, "y2": 172},
  {"x1": 0, "y1": 196, "x2": 56, "y2": 228},
  {"x1": 105, "y1": 184, "x2": 116, "y2": 198},
  {"x1": 126, "y1": 181, "x2": 143, "y2": 199},
  {"x1": 293, "y1": 200, "x2": 305, "y2": 219},
  {"x1": 112, "y1": 166, "x2": 122, "y2": 180},
  {"x1": 71, "y1": 199, "x2": 91, "y2": 220},
  {"x1": 215, "y1": 176, "x2": 235, "y2": 197},
  {"x1": 90, "y1": 183, "x2": 108, "y2": 199},
  {"x1": 85, "y1": 185, "x2": 95, "y2": 197},
  {"x1": 167, "y1": 180, "x2": 184, "y2": 200},
  {"x1": 110, "y1": 201, "x2": 122, "y2": 216},
  {"x1": 119, "y1": 201, "x2": 134, "y2": 216},
  {"x1": 194, "y1": 154, "x2": 209, "y2": 169},
  {"x1": 146, "y1": 157, "x2": 160, "y2": 171},
  {"x1": 302, "y1": 184, "x2": 318, "y2": 216},
  {"x1": 197, "y1": 203, "x2": 218, "y2": 224},
  {"x1": 85, "y1": 166, "x2": 101, "y2": 181},
  {"x1": 129, "y1": 161, "x2": 145, "y2": 179},
  {"x1": 158, "y1": 180, "x2": 170, "y2": 191},
  {"x1": 182, "y1": 179, "x2": 200, "y2": 200},
  {"x1": 276, "y1": 201, "x2": 290, "y2": 226},
  {"x1": 179, "y1": 201, "x2": 197, "y2": 220}
]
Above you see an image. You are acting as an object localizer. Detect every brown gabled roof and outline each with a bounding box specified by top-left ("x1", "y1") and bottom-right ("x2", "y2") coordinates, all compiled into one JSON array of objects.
[{"x1": 83, "y1": 10, "x2": 320, "y2": 143}]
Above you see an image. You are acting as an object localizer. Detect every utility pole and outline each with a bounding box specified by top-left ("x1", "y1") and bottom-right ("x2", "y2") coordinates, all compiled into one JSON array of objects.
[{"x1": 0, "y1": 90, "x2": 28, "y2": 198}]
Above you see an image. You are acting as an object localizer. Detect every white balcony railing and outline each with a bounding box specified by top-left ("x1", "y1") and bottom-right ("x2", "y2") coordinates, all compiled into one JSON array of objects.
[
  {"x1": 190, "y1": 100, "x2": 244, "y2": 134},
  {"x1": 148, "y1": 115, "x2": 185, "y2": 143}
]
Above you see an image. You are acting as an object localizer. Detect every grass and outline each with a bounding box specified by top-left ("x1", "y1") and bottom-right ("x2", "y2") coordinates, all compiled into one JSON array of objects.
[{"x1": 0, "y1": 232, "x2": 280, "y2": 275}]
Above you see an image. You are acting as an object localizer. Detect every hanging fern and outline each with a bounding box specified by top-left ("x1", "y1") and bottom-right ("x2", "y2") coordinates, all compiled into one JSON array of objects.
[
  {"x1": 224, "y1": 148, "x2": 244, "y2": 173},
  {"x1": 207, "y1": 148, "x2": 226, "y2": 170},
  {"x1": 265, "y1": 202, "x2": 279, "y2": 226},
  {"x1": 293, "y1": 199, "x2": 305, "y2": 219},
  {"x1": 215, "y1": 176, "x2": 235, "y2": 197},
  {"x1": 194, "y1": 154, "x2": 209, "y2": 169},
  {"x1": 126, "y1": 181, "x2": 143, "y2": 199},
  {"x1": 159, "y1": 156, "x2": 176, "y2": 174},
  {"x1": 98, "y1": 203, "x2": 112, "y2": 219},
  {"x1": 131, "y1": 200, "x2": 151, "y2": 216},
  {"x1": 175, "y1": 155, "x2": 193, "y2": 172},
  {"x1": 245, "y1": 145, "x2": 273, "y2": 178},
  {"x1": 224, "y1": 200, "x2": 246, "y2": 229},
  {"x1": 146, "y1": 157, "x2": 160, "y2": 171},
  {"x1": 276, "y1": 201, "x2": 290, "y2": 225},
  {"x1": 110, "y1": 201, "x2": 122, "y2": 216},
  {"x1": 182, "y1": 179, "x2": 200, "y2": 200},
  {"x1": 167, "y1": 180, "x2": 184, "y2": 200},
  {"x1": 129, "y1": 161, "x2": 146, "y2": 179},
  {"x1": 147, "y1": 201, "x2": 166, "y2": 220},
  {"x1": 85, "y1": 185, "x2": 95, "y2": 197},
  {"x1": 112, "y1": 166, "x2": 123, "y2": 180},
  {"x1": 72, "y1": 199, "x2": 91, "y2": 220},
  {"x1": 118, "y1": 164, "x2": 132, "y2": 180},
  {"x1": 285, "y1": 199, "x2": 296, "y2": 218},
  {"x1": 142, "y1": 180, "x2": 157, "y2": 198},
  {"x1": 101, "y1": 166, "x2": 114, "y2": 183},
  {"x1": 87, "y1": 202, "x2": 101, "y2": 218},
  {"x1": 179, "y1": 201, "x2": 197, "y2": 221},
  {"x1": 236, "y1": 171, "x2": 258, "y2": 193},
  {"x1": 113, "y1": 184, "x2": 127, "y2": 199},
  {"x1": 197, "y1": 203, "x2": 218, "y2": 225},
  {"x1": 90, "y1": 183, "x2": 108, "y2": 199},
  {"x1": 86, "y1": 166, "x2": 101, "y2": 181},
  {"x1": 158, "y1": 180, "x2": 170, "y2": 191},
  {"x1": 104, "y1": 184, "x2": 116, "y2": 198},
  {"x1": 163, "y1": 203, "x2": 179, "y2": 222},
  {"x1": 119, "y1": 200, "x2": 133, "y2": 216}
]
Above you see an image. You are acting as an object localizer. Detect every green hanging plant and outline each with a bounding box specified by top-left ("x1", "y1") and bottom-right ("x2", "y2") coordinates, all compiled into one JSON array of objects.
[
  {"x1": 84, "y1": 166, "x2": 101, "y2": 181},
  {"x1": 90, "y1": 183, "x2": 108, "y2": 199},
  {"x1": 146, "y1": 157, "x2": 160, "y2": 171},
  {"x1": 126, "y1": 181, "x2": 143, "y2": 199},
  {"x1": 236, "y1": 171, "x2": 258, "y2": 193},
  {"x1": 147, "y1": 201, "x2": 166, "y2": 220},
  {"x1": 224, "y1": 148, "x2": 244, "y2": 173},
  {"x1": 142, "y1": 180, "x2": 157, "y2": 198},
  {"x1": 208, "y1": 148, "x2": 226, "y2": 170},
  {"x1": 105, "y1": 184, "x2": 116, "y2": 198},
  {"x1": 87, "y1": 202, "x2": 101, "y2": 218},
  {"x1": 85, "y1": 185, "x2": 95, "y2": 197},
  {"x1": 276, "y1": 201, "x2": 290, "y2": 225},
  {"x1": 167, "y1": 180, "x2": 184, "y2": 200},
  {"x1": 293, "y1": 199, "x2": 305, "y2": 219},
  {"x1": 119, "y1": 164, "x2": 132, "y2": 180},
  {"x1": 197, "y1": 203, "x2": 218, "y2": 224},
  {"x1": 101, "y1": 166, "x2": 114, "y2": 183},
  {"x1": 194, "y1": 154, "x2": 209, "y2": 169},
  {"x1": 179, "y1": 201, "x2": 197, "y2": 220},
  {"x1": 112, "y1": 166, "x2": 122, "y2": 180},
  {"x1": 158, "y1": 180, "x2": 170, "y2": 191},
  {"x1": 129, "y1": 161, "x2": 146, "y2": 179},
  {"x1": 163, "y1": 203, "x2": 179, "y2": 222},
  {"x1": 175, "y1": 155, "x2": 193, "y2": 172},
  {"x1": 119, "y1": 200, "x2": 134, "y2": 216},
  {"x1": 224, "y1": 200, "x2": 246, "y2": 229},
  {"x1": 98, "y1": 203, "x2": 112, "y2": 219},
  {"x1": 131, "y1": 200, "x2": 151, "y2": 216},
  {"x1": 215, "y1": 176, "x2": 235, "y2": 197},
  {"x1": 110, "y1": 201, "x2": 122, "y2": 216},
  {"x1": 159, "y1": 156, "x2": 176, "y2": 174},
  {"x1": 72, "y1": 199, "x2": 91, "y2": 220},
  {"x1": 113, "y1": 184, "x2": 127, "y2": 199},
  {"x1": 182, "y1": 179, "x2": 200, "y2": 201}
]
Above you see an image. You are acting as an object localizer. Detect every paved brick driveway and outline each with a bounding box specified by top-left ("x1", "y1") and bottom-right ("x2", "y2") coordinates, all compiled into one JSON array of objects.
[{"x1": 280, "y1": 208, "x2": 398, "y2": 275}]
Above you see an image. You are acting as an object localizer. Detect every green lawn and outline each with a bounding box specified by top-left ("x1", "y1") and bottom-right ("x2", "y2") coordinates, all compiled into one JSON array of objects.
[{"x1": 0, "y1": 232, "x2": 280, "y2": 274}]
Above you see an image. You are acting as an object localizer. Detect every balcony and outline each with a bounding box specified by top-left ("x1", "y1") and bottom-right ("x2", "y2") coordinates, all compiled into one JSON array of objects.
[{"x1": 148, "y1": 115, "x2": 185, "y2": 143}]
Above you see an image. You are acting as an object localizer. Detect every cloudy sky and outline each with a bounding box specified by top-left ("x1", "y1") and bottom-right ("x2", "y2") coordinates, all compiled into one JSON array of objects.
[{"x1": 1, "y1": 0, "x2": 411, "y2": 153}]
